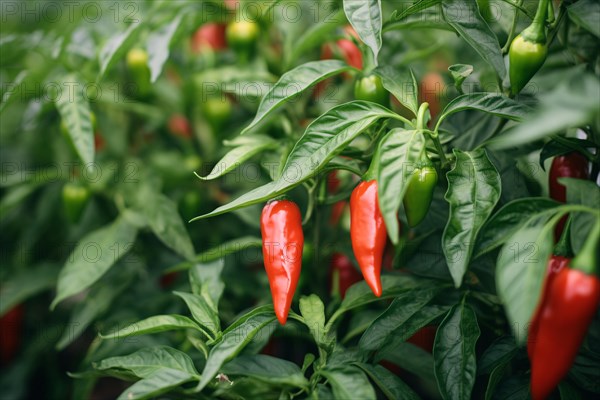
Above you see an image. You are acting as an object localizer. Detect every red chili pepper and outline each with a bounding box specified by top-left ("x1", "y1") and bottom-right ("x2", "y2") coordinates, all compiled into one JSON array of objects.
[
  {"x1": 350, "y1": 181, "x2": 387, "y2": 297},
  {"x1": 191, "y1": 22, "x2": 227, "y2": 53},
  {"x1": 527, "y1": 254, "x2": 569, "y2": 359},
  {"x1": 530, "y1": 221, "x2": 600, "y2": 399},
  {"x1": 549, "y1": 152, "x2": 589, "y2": 239},
  {"x1": 168, "y1": 114, "x2": 192, "y2": 139},
  {"x1": 261, "y1": 200, "x2": 304, "y2": 325},
  {"x1": 0, "y1": 304, "x2": 24, "y2": 366},
  {"x1": 329, "y1": 253, "x2": 363, "y2": 299}
]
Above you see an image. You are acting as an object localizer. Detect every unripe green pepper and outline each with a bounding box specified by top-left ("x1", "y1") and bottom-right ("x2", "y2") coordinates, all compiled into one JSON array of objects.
[
  {"x1": 509, "y1": 0, "x2": 549, "y2": 95},
  {"x1": 354, "y1": 74, "x2": 389, "y2": 107},
  {"x1": 226, "y1": 19, "x2": 259, "y2": 59},
  {"x1": 201, "y1": 95, "x2": 232, "y2": 132},
  {"x1": 126, "y1": 48, "x2": 151, "y2": 97},
  {"x1": 62, "y1": 182, "x2": 91, "y2": 223},
  {"x1": 403, "y1": 157, "x2": 438, "y2": 227}
]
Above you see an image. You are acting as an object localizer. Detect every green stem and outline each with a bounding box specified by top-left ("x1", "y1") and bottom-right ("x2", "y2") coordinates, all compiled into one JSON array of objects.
[
  {"x1": 553, "y1": 216, "x2": 573, "y2": 257},
  {"x1": 502, "y1": 0, "x2": 524, "y2": 54},
  {"x1": 521, "y1": 0, "x2": 549, "y2": 43},
  {"x1": 549, "y1": 134, "x2": 596, "y2": 160},
  {"x1": 416, "y1": 102, "x2": 429, "y2": 130},
  {"x1": 571, "y1": 219, "x2": 600, "y2": 275},
  {"x1": 430, "y1": 133, "x2": 449, "y2": 167}
]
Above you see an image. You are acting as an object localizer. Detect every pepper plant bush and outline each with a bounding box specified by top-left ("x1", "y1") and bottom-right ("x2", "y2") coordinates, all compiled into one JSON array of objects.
[{"x1": 1, "y1": 0, "x2": 599, "y2": 399}]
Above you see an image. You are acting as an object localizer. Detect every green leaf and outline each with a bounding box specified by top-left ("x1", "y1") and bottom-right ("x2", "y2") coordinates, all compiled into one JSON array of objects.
[
  {"x1": 359, "y1": 288, "x2": 439, "y2": 351},
  {"x1": 377, "y1": 129, "x2": 425, "y2": 244},
  {"x1": 189, "y1": 260, "x2": 225, "y2": 315},
  {"x1": 137, "y1": 191, "x2": 195, "y2": 261},
  {"x1": 241, "y1": 60, "x2": 354, "y2": 134},
  {"x1": 441, "y1": 0, "x2": 506, "y2": 79},
  {"x1": 196, "y1": 307, "x2": 276, "y2": 391},
  {"x1": 344, "y1": 0, "x2": 382, "y2": 65},
  {"x1": 117, "y1": 368, "x2": 196, "y2": 400},
  {"x1": 354, "y1": 363, "x2": 419, "y2": 400},
  {"x1": 539, "y1": 138, "x2": 595, "y2": 170},
  {"x1": 435, "y1": 93, "x2": 530, "y2": 131},
  {"x1": 443, "y1": 149, "x2": 501, "y2": 288},
  {"x1": 193, "y1": 102, "x2": 396, "y2": 220},
  {"x1": 299, "y1": 295, "x2": 328, "y2": 349},
  {"x1": 568, "y1": 0, "x2": 600, "y2": 38},
  {"x1": 147, "y1": 14, "x2": 183, "y2": 83},
  {"x1": 98, "y1": 21, "x2": 144, "y2": 79},
  {"x1": 321, "y1": 366, "x2": 376, "y2": 400},
  {"x1": 385, "y1": 7, "x2": 452, "y2": 32},
  {"x1": 55, "y1": 74, "x2": 94, "y2": 165},
  {"x1": 377, "y1": 342, "x2": 435, "y2": 383},
  {"x1": 51, "y1": 217, "x2": 138, "y2": 309},
  {"x1": 474, "y1": 198, "x2": 560, "y2": 259},
  {"x1": 56, "y1": 270, "x2": 133, "y2": 350},
  {"x1": 340, "y1": 275, "x2": 422, "y2": 311},
  {"x1": 562, "y1": 178, "x2": 600, "y2": 253},
  {"x1": 374, "y1": 66, "x2": 419, "y2": 116},
  {"x1": 488, "y1": 72, "x2": 600, "y2": 150},
  {"x1": 173, "y1": 291, "x2": 220, "y2": 337},
  {"x1": 221, "y1": 355, "x2": 309, "y2": 388},
  {"x1": 448, "y1": 64, "x2": 473, "y2": 92},
  {"x1": 0, "y1": 264, "x2": 59, "y2": 316},
  {"x1": 0, "y1": 70, "x2": 28, "y2": 114},
  {"x1": 392, "y1": 0, "x2": 442, "y2": 21},
  {"x1": 496, "y1": 214, "x2": 555, "y2": 344},
  {"x1": 433, "y1": 302, "x2": 480, "y2": 400},
  {"x1": 197, "y1": 135, "x2": 278, "y2": 180},
  {"x1": 94, "y1": 346, "x2": 200, "y2": 379},
  {"x1": 100, "y1": 315, "x2": 206, "y2": 340},
  {"x1": 478, "y1": 336, "x2": 518, "y2": 375}
]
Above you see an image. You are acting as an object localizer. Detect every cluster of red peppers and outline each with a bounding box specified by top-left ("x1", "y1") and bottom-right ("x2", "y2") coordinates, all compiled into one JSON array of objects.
[{"x1": 527, "y1": 152, "x2": 599, "y2": 399}]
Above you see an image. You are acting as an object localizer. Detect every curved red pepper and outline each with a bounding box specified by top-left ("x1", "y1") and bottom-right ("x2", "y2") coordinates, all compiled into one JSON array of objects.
[
  {"x1": 530, "y1": 267, "x2": 600, "y2": 400},
  {"x1": 329, "y1": 253, "x2": 363, "y2": 299},
  {"x1": 350, "y1": 181, "x2": 387, "y2": 297},
  {"x1": 527, "y1": 255, "x2": 569, "y2": 360},
  {"x1": 261, "y1": 200, "x2": 304, "y2": 325}
]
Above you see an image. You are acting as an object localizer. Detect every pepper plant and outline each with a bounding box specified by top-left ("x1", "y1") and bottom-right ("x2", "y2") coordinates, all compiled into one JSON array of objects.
[{"x1": 1, "y1": 1, "x2": 599, "y2": 399}]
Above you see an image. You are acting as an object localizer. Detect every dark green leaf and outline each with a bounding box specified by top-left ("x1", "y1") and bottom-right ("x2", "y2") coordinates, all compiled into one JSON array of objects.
[
  {"x1": 443, "y1": 149, "x2": 501, "y2": 287},
  {"x1": 377, "y1": 129, "x2": 425, "y2": 244},
  {"x1": 0, "y1": 264, "x2": 59, "y2": 316},
  {"x1": 433, "y1": 302, "x2": 480, "y2": 400},
  {"x1": 241, "y1": 60, "x2": 354, "y2": 134},
  {"x1": 100, "y1": 315, "x2": 206, "y2": 340},
  {"x1": 117, "y1": 368, "x2": 195, "y2": 400},
  {"x1": 359, "y1": 288, "x2": 439, "y2": 351},
  {"x1": 222, "y1": 355, "x2": 308, "y2": 388},
  {"x1": 98, "y1": 21, "x2": 144, "y2": 79},
  {"x1": 196, "y1": 308, "x2": 276, "y2": 391},
  {"x1": 378, "y1": 342, "x2": 436, "y2": 383},
  {"x1": 299, "y1": 295, "x2": 328, "y2": 349},
  {"x1": 51, "y1": 217, "x2": 138, "y2": 309},
  {"x1": 496, "y1": 214, "x2": 556, "y2": 344},
  {"x1": 344, "y1": 0, "x2": 382, "y2": 64},
  {"x1": 321, "y1": 365, "x2": 376, "y2": 400},
  {"x1": 474, "y1": 198, "x2": 560, "y2": 259},
  {"x1": 340, "y1": 275, "x2": 422, "y2": 311},
  {"x1": 173, "y1": 292, "x2": 220, "y2": 337},
  {"x1": 562, "y1": 178, "x2": 600, "y2": 253},
  {"x1": 355, "y1": 363, "x2": 419, "y2": 400},
  {"x1": 189, "y1": 259, "x2": 225, "y2": 316},
  {"x1": 436, "y1": 93, "x2": 530, "y2": 131},
  {"x1": 392, "y1": 0, "x2": 442, "y2": 21},
  {"x1": 568, "y1": 0, "x2": 600, "y2": 38},
  {"x1": 146, "y1": 14, "x2": 182, "y2": 83},
  {"x1": 441, "y1": 0, "x2": 506, "y2": 79},
  {"x1": 539, "y1": 138, "x2": 595, "y2": 170},
  {"x1": 478, "y1": 336, "x2": 518, "y2": 375},
  {"x1": 374, "y1": 66, "x2": 419, "y2": 116}
]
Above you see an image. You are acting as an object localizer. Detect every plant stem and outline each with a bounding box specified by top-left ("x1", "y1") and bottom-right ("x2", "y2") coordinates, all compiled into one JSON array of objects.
[
  {"x1": 502, "y1": 0, "x2": 524, "y2": 54},
  {"x1": 571, "y1": 220, "x2": 600, "y2": 275}
]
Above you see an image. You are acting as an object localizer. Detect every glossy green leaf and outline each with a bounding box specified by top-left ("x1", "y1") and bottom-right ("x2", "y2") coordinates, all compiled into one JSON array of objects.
[
  {"x1": 374, "y1": 66, "x2": 419, "y2": 116},
  {"x1": 117, "y1": 369, "x2": 195, "y2": 400},
  {"x1": 441, "y1": 0, "x2": 506, "y2": 79},
  {"x1": 222, "y1": 355, "x2": 309, "y2": 388},
  {"x1": 496, "y1": 214, "x2": 555, "y2": 344},
  {"x1": 377, "y1": 129, "x2": 425, "y2": 244},
  {"x1": 474, "y1": 198, "x2": 560, "y2": 258},
  {"x1": 198, "y1": 135, "x2": 278, "y2": 180},
  {"x1": 55, "y1": 74, "x2": 94, "y2": 165},
  {"x1": 344, "y1": 0, "x2": 382, "y2": 65},
  {"x1": 435, "y1": 93, "x2": 530, "y2": 131},
  {"x1": 196, "y1": 308, "x2": 276, "y2": 391},
  {"x1": 340, "y1": 275, "x2": 422, "y2": 311},
  {"x1": 568, "y1": 0, "x2": 600, "y2": 38},
  {"x1": 98, "y1": 21, "x2": 144, "y2": 79},
  {"x1": 433, "y1": 302, "x2": 480, "y2": 400},
  {"x1": 355, "y1": 363, "x2": 419, "y2": 400},
  {"x1": 392, "y1": 0, "x2": 442, "y2": 21},
  {"x1": 377, "y1": 342, "x2": 435, "y2": 384},
  {"x1": 321, "y1": 366, "x2": 376, "y2": 400},
  {"x1": 562, "y1": 178, "x2": 600, "y2": 253},
  {"x1": 146, "y1": 14, "x2": 183, "y2": 83},
  {"x1": 169, "y1": 237, "x2": 262, "y2": 272},
  {"x1": 100, "y1": 315, "x2": 206, "y2": 340},
  {"x1": 299, "y1": 294, "x2": 328, "y2": 349},
  {"x1": 359, "y1": 287, "x2": 439, "y2": 351},
  {"x1": 189, "y1": 260, "x2": 225, "y2": 316},
  {"x1": 478, "y1": 336, "x2": 518, "y2": 375},
  {"x1": 51, "y1": 217, "x2": 138, "y2": 309},
  {"x1": 385, "y1": 7, "x2": 452, "y2": 32},
  {"x1": 241, "y1": 60, "x2": 354, "y2": 134},
  {"x1": 173, "y1": 291, "x2": 220, "y2": 337},
  {"x1": 193, "y1": 102, "x2": 396, "y2": 220},
  {"x1": 443, "y1": 149, "x2": 501, "y2": 287}
]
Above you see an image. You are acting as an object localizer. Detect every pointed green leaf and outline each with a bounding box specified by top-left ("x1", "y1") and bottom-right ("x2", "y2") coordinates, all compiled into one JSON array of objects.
[
  {"x1": 222, "y1": 354, "x2": 309, "y2": 388},
  {"x1": 100, "y1": 315, "x2": 206, "y2": 340},
  {"x1": 374, "y1": 66, "x2": 419, "y2": 116},
  {"x1": 344, "y1": 0, "x2": 382, "y2": 65}
]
